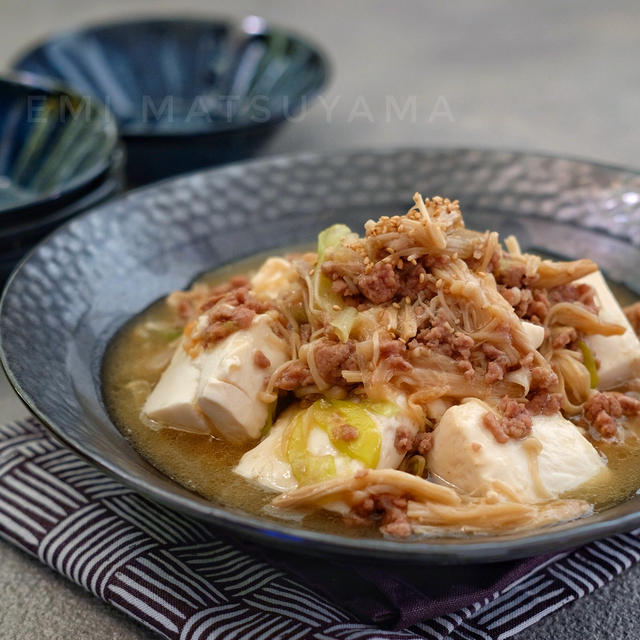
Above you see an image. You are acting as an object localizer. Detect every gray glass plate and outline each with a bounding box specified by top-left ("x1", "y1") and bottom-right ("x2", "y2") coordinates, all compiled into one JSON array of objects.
[{"x1": 2, "y1": 148, "x2": 640, "y2": 564}]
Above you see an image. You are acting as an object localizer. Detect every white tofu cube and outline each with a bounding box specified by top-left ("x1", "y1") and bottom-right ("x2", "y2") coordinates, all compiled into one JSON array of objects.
[
  {"x1": 233, "y1": 407, "x2": 299, "y2": 492},
  {"x1": 142, "y1": 314, "x2": 289, "y2": 443},
  {"x1": 250, "y1": 257, "x2": 299, "y2": 300},
  {"x1": 576, "y1": 271, "x2": 640, "y2": 389},
  {"x1": 427, "y1": 399, "x2": 604, "y2": 502},
  {"x1": 141, "y1": 343, "x2": 209, "y2": 434}
]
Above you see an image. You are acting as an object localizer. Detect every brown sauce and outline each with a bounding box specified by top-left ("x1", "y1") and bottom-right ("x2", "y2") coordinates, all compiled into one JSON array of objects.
[{"x1": 102, "y1": 255, "x2": 640, "y2": 536}]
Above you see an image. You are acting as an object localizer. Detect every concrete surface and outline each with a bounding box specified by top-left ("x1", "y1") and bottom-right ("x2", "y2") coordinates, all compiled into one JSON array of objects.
[{"x1": 2, "y1": 1, "x2": 640, "y2": 638}]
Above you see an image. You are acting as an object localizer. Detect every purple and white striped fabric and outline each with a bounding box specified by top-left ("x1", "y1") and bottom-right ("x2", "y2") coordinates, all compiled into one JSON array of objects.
[{"x1": 1, "y1": 415, "x2": 639, "y2": 640}]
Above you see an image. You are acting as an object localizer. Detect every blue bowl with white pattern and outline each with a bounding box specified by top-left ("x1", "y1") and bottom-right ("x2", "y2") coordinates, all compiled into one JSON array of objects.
[{"x1": 13, "y1": 16, "x2": 329, "y2": 184}]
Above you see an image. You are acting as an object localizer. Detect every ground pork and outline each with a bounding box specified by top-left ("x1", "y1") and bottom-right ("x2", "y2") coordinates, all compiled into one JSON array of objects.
[
  {"x1": 481, "y1": 343, "x2": 510, "y2": 384},
  {"x1": 413, "y1": 431, "x2": 434, "y2": 455},
  {"x1": 356, "y1": 262, "x2": 400, "y2": 304},
  {"x1": 253, "y1": 350, "x2": 271, "y2": 369},
  {"x1": 584, "y1": 391, "x2": 640, "y2": 438},
  {"x1": 331, "y1": 424, "x2": 359, "y2": 442},
  {"x1": 351, "y1": 493, "x2": 411, "y2": 538},
  {"x1": 192, "y1": 287, "x2": 271, "y2": 349},
  {"x1": 168, "y1": 276, "x2": 250, "y2": 322},
  {"x1": 314, "y1": 339, "x2": 359, "y2": 384},
  {"x1": 394, "y1": 427, "x2": 414, "y2": 454},
  {"x1": 486, "y1": 360, "x2": 506, "y2": 383},
  {"x1": 379, "y1": 339, "x2": 412, "y2": 371},
  {"x1": 551, "y1": 326, "x2": 578, "y2": 349},
  {"x1": 499, "y1": 286, "x2": 551, "y2": 323},
  {"x1": 482, "y1": 397, "x2": 533, "y2": 443},
  {"x1": 272, "y1": 360, "x2": 314, "y2": 390},
  {"x1": 527, "y1": 392, "x2": 563, "y2": 416},
  {"x1": 416, "y1": 312, "x2": 475, "y2": 362},
  {"x1": 321, "y1": 260, "x2": 362, "y2": 297},
  {"x1": 549, "y1": 283, "x2": 598, "y2": 314},
  {"x1": 397, "y1": 263, "x2": 437, "y2": 300},
  {"x1": 530, "y1": 365, "x2": 559, "y2": 392}
]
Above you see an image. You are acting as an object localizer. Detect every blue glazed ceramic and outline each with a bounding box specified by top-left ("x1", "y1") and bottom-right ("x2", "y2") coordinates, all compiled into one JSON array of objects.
[
  {"x1": 0, "y1": 73, "x2": 119, "y2": 222},
  {"x1": 0, "y1": 145, "x2": 124, "y2": 285},
  {"x1": 13, "y1": 16, "x2": 329, "y2": 184},
  {"x1": 1, "y1": 148, "x2": 640, "y2": 564}
]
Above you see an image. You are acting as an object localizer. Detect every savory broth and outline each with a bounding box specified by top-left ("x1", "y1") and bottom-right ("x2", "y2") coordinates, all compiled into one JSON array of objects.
[{"x1": 102, "y1": 254, "x2": 640, "y2": 537}]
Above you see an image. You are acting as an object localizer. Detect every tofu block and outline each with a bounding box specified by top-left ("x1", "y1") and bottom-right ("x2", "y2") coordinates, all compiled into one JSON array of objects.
[
  {"x1": 233, "y1": 407, "x2": 299, "y2": 493},
  {"x1": 250, "y1": 257, "x2": 299, "y2": 300},
  {"x1": 234, "y1": 398, "x2": 420, "y2": 493},
  {"x1": 141, "y1": 344, "x2": 209, "y2": 434},
  {"x1": 427, "y1": 399, "x2": 604, "y2": 502},
  {"x1": 576, "y1": 271, "x2": 640, "y2": 389},
  {"x1": 142, "y1": 314, "x2": 289, "y2": 443}
]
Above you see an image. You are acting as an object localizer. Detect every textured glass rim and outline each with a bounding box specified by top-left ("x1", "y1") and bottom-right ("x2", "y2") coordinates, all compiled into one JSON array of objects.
[{"x1": 2, "y1": 145, "x2": 640, "y2": 564}]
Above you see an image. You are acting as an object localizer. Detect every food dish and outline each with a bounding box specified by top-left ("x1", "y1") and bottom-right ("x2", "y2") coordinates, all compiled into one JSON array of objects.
[
  {"x1": 2, "y1": 148, "x2": 640, "y2": 562},
  {"x1": 104, "y1": 193, "x2": 640, "y2": 539},
  {"x1": 12, "y1": 17, "x2": 329, "y2": 183}
]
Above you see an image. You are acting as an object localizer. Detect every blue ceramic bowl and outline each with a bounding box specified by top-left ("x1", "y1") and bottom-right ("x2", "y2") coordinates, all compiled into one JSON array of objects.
[
  {"x1": 0, "y1": 144, "x2": 125, "y2": 285},
  {"x1": 13, "y1": 16, "x2": 329, "y2": 184},
  {"x1": 0, "y1": 73, "x2": 119, "y2": 223}
]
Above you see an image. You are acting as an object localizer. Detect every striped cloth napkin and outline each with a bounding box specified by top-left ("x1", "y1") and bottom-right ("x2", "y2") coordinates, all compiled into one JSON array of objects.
[{"x1": 1, "y1": 415, "x2": 639, "y2": 640}]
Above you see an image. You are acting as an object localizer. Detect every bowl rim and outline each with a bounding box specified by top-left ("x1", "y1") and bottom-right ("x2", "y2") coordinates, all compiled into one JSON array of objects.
[
  {"x1": 2, "y1": 145, "x2": 640, "y2": 564},
  {"x1": 10, "y1": 13, "x2": 332, "y2": 139},
  {"x1": 0, "y1": 145, "x2": 124, "y2": 246},
  {"x1": 0, "y1": 71, "x2": 120, "y2": 216}
]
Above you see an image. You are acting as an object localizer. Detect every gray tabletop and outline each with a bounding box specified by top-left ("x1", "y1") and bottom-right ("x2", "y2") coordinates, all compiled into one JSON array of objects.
[{"x1": 2, "y1": 1, "x2": 640, "y2": 638}]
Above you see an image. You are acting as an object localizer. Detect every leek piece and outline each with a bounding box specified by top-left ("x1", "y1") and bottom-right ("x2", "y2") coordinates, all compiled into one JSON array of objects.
[
  {"x1": 313, "y1": 223, "x2": 355, "y2": 341},
  {"x1": 330, "y1": 307, "x2": 357, "y2": 342},
  {"x1": 285, "y1": 398, "x2": 383, "y2": 485},
  {"x1": 286, "y1": 409, "x2": 337, "y2": 485},
  {"x1": 317, "y1": 224, "x2": 352, "y2": 261},
  {"x1": 578, "y1": 340, "x2": 599, "y2": 388}
]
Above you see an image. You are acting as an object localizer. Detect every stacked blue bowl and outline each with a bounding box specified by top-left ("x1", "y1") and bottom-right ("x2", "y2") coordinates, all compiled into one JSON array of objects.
[
  {"x1": 0, "y1": 74, "x2": 123, "y2": 284},
  {"x1": 13, "y1": 16, "x2": 329, "y2": 184}
]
